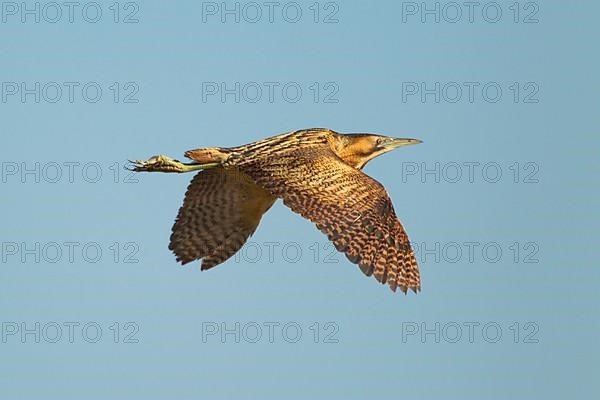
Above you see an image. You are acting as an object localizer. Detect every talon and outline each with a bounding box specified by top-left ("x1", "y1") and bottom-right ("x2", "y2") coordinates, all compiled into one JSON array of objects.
[
  {"x1": 126, "y1": 155, "x2": 215, "y2": 174},
  {"x1": 126, "y1": 155, "x2": 185, "y2": 173},
  {"x1": 125, "y1": 160, "x2": 141, "y2": 171},
  {"x1": 127, "y1": 157, "x2": 156, "y2": 172}
]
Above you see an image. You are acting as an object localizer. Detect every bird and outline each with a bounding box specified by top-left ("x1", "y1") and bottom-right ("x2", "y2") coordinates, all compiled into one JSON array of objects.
[{"x1": 129, "y1": 128, "x2": 422, "y2": 294}]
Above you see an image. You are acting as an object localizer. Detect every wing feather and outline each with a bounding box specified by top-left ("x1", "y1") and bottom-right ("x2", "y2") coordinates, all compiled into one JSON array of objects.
[
  {"x1": 169, "y1": 168, "x2": 275, "y2": 269},
  {"x1": 235, "y1": 145, "x2": 420, "y2": 293}
]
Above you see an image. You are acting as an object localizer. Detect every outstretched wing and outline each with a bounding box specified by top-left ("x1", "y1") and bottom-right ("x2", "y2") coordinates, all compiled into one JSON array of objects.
[
  {"x1": 235, "y1": 145, "x2": 420, "y2": 293},
  {"x1": 169, "y1": 168, "x2": 275, "y2": 270}
]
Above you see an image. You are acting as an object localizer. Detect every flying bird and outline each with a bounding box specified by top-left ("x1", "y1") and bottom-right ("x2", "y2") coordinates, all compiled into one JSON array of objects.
[{"x1": 129, "y1": 128, "x2": 422, "y2": 293}]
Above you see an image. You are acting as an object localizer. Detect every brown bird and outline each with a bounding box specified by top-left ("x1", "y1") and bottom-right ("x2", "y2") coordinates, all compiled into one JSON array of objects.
[{"x1": 129, "y1": 128, "x2": 422, "y2": 293}]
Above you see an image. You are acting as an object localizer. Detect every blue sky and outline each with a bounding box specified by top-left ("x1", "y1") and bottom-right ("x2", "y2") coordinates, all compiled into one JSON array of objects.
[{"x1": 1, "y1": 1, "x2": 598, "y2": 399}]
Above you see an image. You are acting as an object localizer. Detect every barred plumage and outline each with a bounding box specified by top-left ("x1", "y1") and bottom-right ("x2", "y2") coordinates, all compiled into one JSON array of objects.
[
  {"x1": 130, "y1": 128, "x2": 422, "y2": 294},
  {"x1": 169, "y1": 168, "x2": 275, "y2": 269}
]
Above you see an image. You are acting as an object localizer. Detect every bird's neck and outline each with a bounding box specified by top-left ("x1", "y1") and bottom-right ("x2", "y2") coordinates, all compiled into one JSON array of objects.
[
  {"x1": 337, "y1": 151, "x2": 369, "y2": 169},
  {"x1": 328, "y1": 136, "x2": 376, "y2": 170}
]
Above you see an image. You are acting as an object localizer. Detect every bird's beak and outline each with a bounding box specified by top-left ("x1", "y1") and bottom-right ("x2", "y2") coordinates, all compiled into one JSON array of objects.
[{"x1": 380, "y1": 138, "x2": 423, "y2": 151}]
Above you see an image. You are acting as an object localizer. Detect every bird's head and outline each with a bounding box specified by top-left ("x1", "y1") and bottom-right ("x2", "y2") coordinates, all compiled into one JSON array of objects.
[{"x1": 334, "y1": 133, "x2": 422, "y2": 170}]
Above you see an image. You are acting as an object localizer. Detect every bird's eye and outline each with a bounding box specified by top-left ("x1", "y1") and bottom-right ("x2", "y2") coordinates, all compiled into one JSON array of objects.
[{"x1": 376, "y1": 137, "x2": 385, "y2": 146}]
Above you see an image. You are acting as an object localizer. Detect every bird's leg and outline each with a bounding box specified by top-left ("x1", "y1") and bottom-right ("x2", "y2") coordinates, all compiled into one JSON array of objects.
[{"x1": 127, "y1": 155, "x2": 219, "y2": 173}]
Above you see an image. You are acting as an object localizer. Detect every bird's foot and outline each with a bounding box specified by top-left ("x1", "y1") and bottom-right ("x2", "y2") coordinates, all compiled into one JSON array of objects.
[
  {"x1": 127, "y1": 155, "x2": 219, "y2": 173},
  {"x1": 127, "y1": 155, "x2": 187, "y2": 173}
]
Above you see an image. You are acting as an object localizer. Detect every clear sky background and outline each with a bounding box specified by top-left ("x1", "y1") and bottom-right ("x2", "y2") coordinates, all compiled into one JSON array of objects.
[{"x1": 1, "y1": 0, "x2": 598, "y2": 398}]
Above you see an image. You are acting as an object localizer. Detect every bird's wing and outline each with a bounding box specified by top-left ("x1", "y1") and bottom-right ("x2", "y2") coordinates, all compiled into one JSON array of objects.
[
  {"x1": 169, "y1": 168, "x2": 275, "y2": 270},
  {"x1": 236, "y1": 145, "x2": 420, "y2": 293}
]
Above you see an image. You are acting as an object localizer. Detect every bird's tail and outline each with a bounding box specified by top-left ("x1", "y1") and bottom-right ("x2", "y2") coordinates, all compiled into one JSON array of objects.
[{"x1": 184, "y1": 147, "x2": 230, "y2": 164}]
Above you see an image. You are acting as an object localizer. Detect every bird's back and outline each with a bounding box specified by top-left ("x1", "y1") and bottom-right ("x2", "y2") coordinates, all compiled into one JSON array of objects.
[{"x1": 184, "y1": 128, "x2": 334, "y2": 166}]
